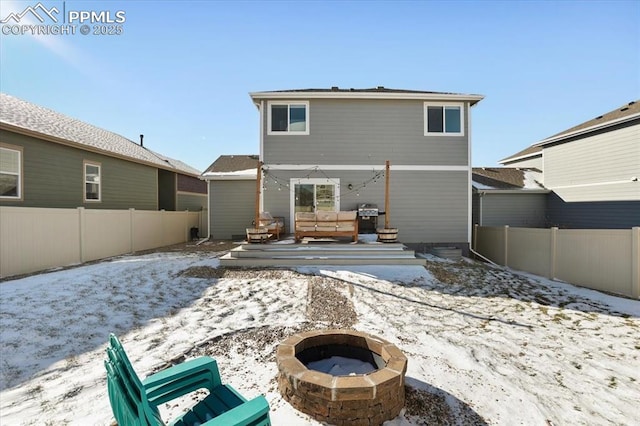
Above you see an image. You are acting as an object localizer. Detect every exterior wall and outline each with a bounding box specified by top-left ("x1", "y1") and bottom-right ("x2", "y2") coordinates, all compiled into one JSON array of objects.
[
  {"x1": 177, "y1": 192, "x2": 207, "y2": 211},
  {"x1": 0, "y1": 129, "x2": 158, "y2": 209},
  {"x1": 158, "y1": 169, "x2": 176, "y2": 210},
  {"x1": 261, "y1": 99, "x2": 470, "y2": 166},
  {"x1": 209, "y1": 180, "x2": 256, "y2": 239},
  {"x1": 263, "y1": 169, "x2": 468, "y2": 244},
  {"x1": 543, "y1": 122, "x2": 639, "y2": 202},
  {"x1": 473, "y1": 192, "x2": 547, "y2": 227},
  {"x1": 177, "y1": 174, "x2": 207, "y2": 193},
  {"x1": 546, "y1": 193, "x2": 640, "y2": 229},
  {"x1": 0, "y1": 206, "x2": 200, "y2": 278}
]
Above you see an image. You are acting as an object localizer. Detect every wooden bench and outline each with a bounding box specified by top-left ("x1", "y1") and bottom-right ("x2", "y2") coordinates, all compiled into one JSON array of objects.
[
  {"x1": 104, "y1": 334, "x2": 271, "y2": 426},
  {"x1": 294, "y1": 211, "x2": 358, "y2": 242}
]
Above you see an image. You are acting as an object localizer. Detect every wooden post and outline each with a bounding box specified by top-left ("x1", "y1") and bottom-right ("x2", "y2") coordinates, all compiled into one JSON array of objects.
[
  {"x1": 254, "y1": 161, "x2": 262, "y2": 227},
  {"x1": 385, "y1": 160, "x2": 390, "y2": 229}
]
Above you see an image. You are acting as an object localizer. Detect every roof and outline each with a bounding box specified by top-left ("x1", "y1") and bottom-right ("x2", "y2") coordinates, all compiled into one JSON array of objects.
[
  {"x1": 499, "y1": 99, "x2": 639, "y2": 164},
  {"x1": 0, "y1": 93, "x2": 201, "y2": 176},
  {"x1": 472, "y1": 167, "x2": 547, "y2": 192},
  {"x1": 202, "y1": 155, "x2": 259, "y2": 180},
  {"x1": 499, "y1": 144, "x2": 543, "y2": 164},
  {"x1": 250, "y1": 86, "x2": 484, "y2": 105},
  {"x1": 544, "y1": 100, "x2": 640, "y2": 142}
]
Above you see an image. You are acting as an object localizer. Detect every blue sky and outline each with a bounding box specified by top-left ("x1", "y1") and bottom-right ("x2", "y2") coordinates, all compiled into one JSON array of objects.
[{"x1": 1, "y1": 0, "x2": 639, "y2": 172}]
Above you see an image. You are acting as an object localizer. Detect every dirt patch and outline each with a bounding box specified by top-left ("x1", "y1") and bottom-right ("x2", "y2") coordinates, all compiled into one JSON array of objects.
[
  {"x1": 405, "y1": 385, "x2": 488, "y2": 425},
  {"x1": 307, "y1": 276, "x2": 357, "y2": 329}
]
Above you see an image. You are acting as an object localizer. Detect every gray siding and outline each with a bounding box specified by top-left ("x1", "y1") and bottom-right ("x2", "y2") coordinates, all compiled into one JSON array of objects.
[
  {"x1": 473, "y1": 192, "x2": 547, "y2": 227},
  {"x1": 1, "y1": 130, "x2": 158, "y2": 209},
  {"x1": 504, "y1": 155, "x2": 543, "y2": 171},
  {"x1": 263, "y1": 169, "x2": 469, "y2": 244},
  {"x1": 210, "y1": 180, "x2": 256, "y2": 239},
  {"x1": 158, "y1": 169, "x2": 176, "y2": 210},
  {"x1": 177, "y1": 192, "x2": 207, "y2": 212},
  {"x1": 262, "y1": 99, "x2": 470, "y2": 166},
  {"x1": 544, "y1": 122, "x2": 639, "y2": 202},
  {"x1": 546, "y1": 193, "x2": 640, "y2": 229}
]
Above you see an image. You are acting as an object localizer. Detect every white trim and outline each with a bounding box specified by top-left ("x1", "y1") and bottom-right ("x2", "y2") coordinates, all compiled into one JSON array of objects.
[
  {"x1": 0, "y1": 144, "x2": 22, "y2": 200},
  {"x1": 265, "y1": 164, "x2": 470, "y2": 172},
  {"x1": 499, "y1": 150, "x2": 542, "y2": 165},
  {"x1": 266, "y1": 101, "x2": 310, "y2": 135},
  {"x1": 83, "y1": 160, "x2": 101, "y2": 202},
  {"x1": 467, "y1": 103, "x2": 472, "y2": 243},
  {"x1": 474, "y1": 189, "x2": 551, "y2": 194},
  {"x1": 259, "y1": 100, "x2": 264, "y2": 161},
  {"x1": 203, "y1": 175, "x2": 256, "y2": 181},
  {"x1": 289, "y1": 178, "x2": 340, "y2": 231},
  {"x1": 251, "y1": 91, "x2": 484, "y2": 104},
  {"x1": 424, "y1": 102, "x2": 465, "y2": 136},
  {"x1": 550, "y1": 179, "x2": 638, "y2": 190},
  {"x1": 207, "y1": 180, "x2": 211, "y2": 238}
]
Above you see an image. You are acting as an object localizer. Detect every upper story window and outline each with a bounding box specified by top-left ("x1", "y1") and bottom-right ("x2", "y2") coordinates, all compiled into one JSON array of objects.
[
  {"x1": 0, "y1": 145, "x2": 22, "y2": 199},
  {"x1": 268, "y1": 101, "x2": 309, "y2": 135},
  {"x1": 84, "y1": 161, "x2": 101, "y2": 202},
  {"x1": 424, "y1": 102, "x2": 464, "y2": 136}
]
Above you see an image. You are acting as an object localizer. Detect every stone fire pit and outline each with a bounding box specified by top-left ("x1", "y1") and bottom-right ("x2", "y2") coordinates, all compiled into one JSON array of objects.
[{"x1": 276, "y1": 329, "x2": 407, "y2": 425}]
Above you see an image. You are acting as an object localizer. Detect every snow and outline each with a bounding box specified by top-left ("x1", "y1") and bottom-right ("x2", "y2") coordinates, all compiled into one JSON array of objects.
[
  {"x1": 201, "y1": 168, "x2": 257, "y2": 178},
  {"x1": 521, "y1": 169, "x2": 544, "y2": 189},
  {"x1": 1, "y1": 250, "x2": 638, "y2": 425},
  {"x1": 306, "y1": 356, "x2": 377, "y2": 376}
]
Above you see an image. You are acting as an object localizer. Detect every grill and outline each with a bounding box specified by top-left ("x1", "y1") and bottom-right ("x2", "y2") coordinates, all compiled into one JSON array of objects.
[
  {"x1": 357, "y1": 203, "x2": 379, "y2": 218},
  {"x1": 357, "y1": 203, "x2": 379, "y2": 234}
]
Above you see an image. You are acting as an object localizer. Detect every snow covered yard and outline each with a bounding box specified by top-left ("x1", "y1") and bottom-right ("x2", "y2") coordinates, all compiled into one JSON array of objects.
[{"x1": 0, "y1": 245, "x2": 638, "y2": 425}]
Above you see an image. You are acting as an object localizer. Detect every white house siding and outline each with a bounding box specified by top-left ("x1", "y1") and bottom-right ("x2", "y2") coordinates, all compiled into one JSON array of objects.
[
  {"x1": 504, "y1": 155, "x2": 543, "y2": 172},
  {"x1": 544, "y1": 123, "x2": 640, "y2": 202}
]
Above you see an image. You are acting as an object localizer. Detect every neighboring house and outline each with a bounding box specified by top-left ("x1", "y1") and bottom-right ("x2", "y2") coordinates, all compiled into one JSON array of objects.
[
  {"x1": 472, "y1": 167, "x2": 549, "y2": 227},
  {"x1": 0, "y1": 93, "x2": 207, "y2": 212},
  {"x1": 202, "y1": 155, "x2": 259, "y2": 239},
  {"x1": 500, "y1": 100, "x2": 640, "y2": 229},
  {"x1": 220, "y1": 86, "x2": 484, "y2": 252}
]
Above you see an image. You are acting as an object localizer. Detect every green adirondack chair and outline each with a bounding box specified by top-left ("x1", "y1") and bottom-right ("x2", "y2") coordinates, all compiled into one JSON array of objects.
[{"x1": 105, "y1": 334, "x2": 271, "y2": 426}]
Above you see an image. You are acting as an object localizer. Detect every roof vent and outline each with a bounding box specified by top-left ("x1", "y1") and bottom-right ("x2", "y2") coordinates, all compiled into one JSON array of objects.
[
  {"x1": 621, "y1": 107, "x2": 629, "y2": 112},
  {"x1": 331, "y1": 86, "x2": 339, "y2": 91},
  {"x1": 349, "y1": 88, "x2": 355, "y2": 91},
  {"x1": 629, "y1": 101, "x2": 636, "y2": 106},
  {"x1": 595, "y1": 115, "x2": 603, "y2": 120},
  {"x1": 139, "y1": 134, "x2": 144, "y2": 147},
  {"x1": 377, "y1": 86, "x2": 385, "y2": 90}
]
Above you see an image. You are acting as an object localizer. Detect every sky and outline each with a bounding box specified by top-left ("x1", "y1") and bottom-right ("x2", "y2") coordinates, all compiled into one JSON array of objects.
[{"x1": 1, "y1": 0, "x2": 639, "y2": 172}]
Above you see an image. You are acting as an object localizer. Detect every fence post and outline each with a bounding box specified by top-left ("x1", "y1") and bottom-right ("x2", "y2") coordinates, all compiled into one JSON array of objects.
[
  {"x1": 632, "y1": 227, "x2": 639, "y2": 299},
  {"x1": 129, "y1": 208, "x2": 135, "y2": 253},
  {"x1": 503, "y1": 225, "x2": 509, "y2": 266},
  {"x1": 550, "y1": 227, "x2": 558, "y2": 280},
  {"x1": 78, "y1": 207, "x2": 85, "y2": 263}
]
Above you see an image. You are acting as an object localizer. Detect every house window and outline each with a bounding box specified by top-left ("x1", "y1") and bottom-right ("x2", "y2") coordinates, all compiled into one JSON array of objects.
[
  {"x1": 424, "y1": 103, "x2": 464, "y2": 136},
  {"x1": 84, "y1": 161, "x2": 101, "y2": 201},
  {"x1": 0, "y1": 146, "x2": 22, "y2": 199},
  {"x1": 268, "y1": 101, "x2": 309, "y2": 135}
]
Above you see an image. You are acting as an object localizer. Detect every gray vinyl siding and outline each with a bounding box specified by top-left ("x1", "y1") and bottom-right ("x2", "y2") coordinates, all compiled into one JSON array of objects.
[
  {"x1": 544, "y1": 122, "x2": 640, "y2": 202},
  {"x1": 209, "y1": 180, "x2": 255, "y2": 239},
  {"x1": 473, "y1": 192, "x2": 547, "y2": 227},
  {"x1": 262, "y1": 99, "x2": 470, "y2": 166},
  {"x1": 177, "y1": 192, "x2": 207, "y2": 212},
  {"x1": 546, "y1": 193, "x2": 640, "y2": 229},
  {"x1": 263, "y1": 169, "x2": 469, "y2": 244},
  {"x1": 0, "y1": 130, "x2": 157, "y2": 209}
]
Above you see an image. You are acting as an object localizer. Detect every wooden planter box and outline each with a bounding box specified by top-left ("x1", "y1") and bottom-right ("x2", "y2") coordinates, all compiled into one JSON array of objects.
[{"x1": 246, "y1": 228, "x2": 270, "y2": 243}]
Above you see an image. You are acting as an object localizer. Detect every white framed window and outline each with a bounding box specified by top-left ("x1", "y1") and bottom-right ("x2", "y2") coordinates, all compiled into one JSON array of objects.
[
  {"x1": 84, "y1": 161, "x2": 101, "y2": 202},
  {"x1": 424, "y1": 102, "x2": 464, "y2": 136},
  {"x1": 268, "y1": 101, "x2": 309, "y2": 135},
  {"x1": 0, "y1": 145, "x2": 23, "y2": 200}
]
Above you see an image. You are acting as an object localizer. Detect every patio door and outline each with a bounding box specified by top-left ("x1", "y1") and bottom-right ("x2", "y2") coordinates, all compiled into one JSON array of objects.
[{"x1": 290, "y1": 178, "x2": 340, "y2": 226}]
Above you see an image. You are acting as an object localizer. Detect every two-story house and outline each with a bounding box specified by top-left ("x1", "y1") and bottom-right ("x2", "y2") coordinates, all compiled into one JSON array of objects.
[
  {"x1": 220, "y1": 87, "x2": 483, "y2": 252},
  {"x1": 499, "y1": 99, "x2": 639, "y2": 229}
]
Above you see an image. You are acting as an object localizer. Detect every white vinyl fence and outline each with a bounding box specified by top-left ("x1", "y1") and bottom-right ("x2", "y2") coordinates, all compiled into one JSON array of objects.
[
  {"x1": 474, "y1": 225, "x2": 640, "y2": 299},
  {"x1": 0, "y1": 207, "x2": 201, "y2": 278}
]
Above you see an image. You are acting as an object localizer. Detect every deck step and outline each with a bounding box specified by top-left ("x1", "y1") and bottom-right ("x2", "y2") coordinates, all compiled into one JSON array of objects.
[
  {"x1": 230, "y1": 247, "x2": 416, "y2": 259},
  {"x1": 219, "y1": 253, "x2": 426, "y2": 267}
]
